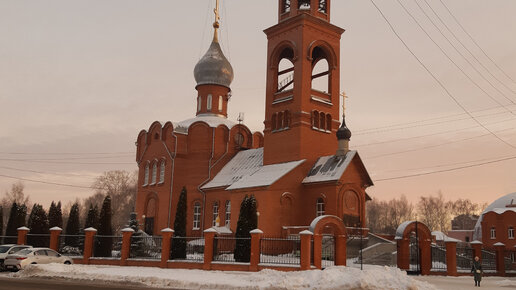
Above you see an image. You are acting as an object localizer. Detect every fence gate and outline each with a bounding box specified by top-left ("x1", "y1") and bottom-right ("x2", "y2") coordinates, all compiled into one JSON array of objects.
[{"x1": 408, "y1": 230, "x2": 421, "y2": 275}]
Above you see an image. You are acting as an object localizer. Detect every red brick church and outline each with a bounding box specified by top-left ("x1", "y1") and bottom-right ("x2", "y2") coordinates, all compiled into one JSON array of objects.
[{"x1": 134, "y1": 0, "x2": 373, "y2": 237}]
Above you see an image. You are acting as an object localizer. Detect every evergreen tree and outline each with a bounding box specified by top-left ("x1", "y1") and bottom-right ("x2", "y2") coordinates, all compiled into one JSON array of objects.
[
  {"x1": 5, "y1": 203, "x2": 19, "y2": 243},
  {"x1": 171, "y1": 187, "x2": 187, "y2": 259},
  {"x1": 48, "y1": 202, "x2": 56, "y2": 226},
  {"x1": 96, "y1": 196, "x2": 113, "y2": 257},
  {"x1": 84, "y1": 204, "x2": 99, "y2": 229},
  {"x1": 0, "y1": 206, "x2": 3, "y2": 243},
  {"x1": 27, "y1": 204, "x2": 50, "y2": 247},
  {"x1": 16, "y1": 204, "x2": 27, "y2": 229},
  {"x1": 65, "y1": 203, "x2": 81, "y2": 247},
  {"x1": 128, "y1": 211, "x2": 145, "y2": 257},
  {"x1": 48, "y1": 201, "x2": 63, "y2": 229},
  {"x1": 234, "y1": 195, "x2": 258, "y2": 262}
]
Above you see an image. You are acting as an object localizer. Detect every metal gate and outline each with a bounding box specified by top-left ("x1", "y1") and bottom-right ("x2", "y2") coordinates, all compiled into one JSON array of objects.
[{"x1": 408, "y1": 223, "x2": 421, "y2": 275}]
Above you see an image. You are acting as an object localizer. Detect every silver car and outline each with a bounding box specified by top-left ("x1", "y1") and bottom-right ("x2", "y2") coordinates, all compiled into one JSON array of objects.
[
  {"x1": 0, "y1": 244, "x2": 32, "y2": 271},
  {"x1": 3, "y1": 247, "x2": 73, "y2": 271}
]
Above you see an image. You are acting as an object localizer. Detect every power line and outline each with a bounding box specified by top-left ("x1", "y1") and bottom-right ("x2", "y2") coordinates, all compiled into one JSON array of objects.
[
  {"x1": 0, "y1": 166, "x2": 98, "y2": 180},
  {"x1": 0, "y1": 151, "x2": 133, "y2": 156},
  {"x1": 0, "y1": 158, "x2": 134, "y2": 165},
  {"x1": 0, "y1": 174, "x2": 102, "y2": 190},
  {"x1": 368, "y1": 0, "x2": 516, "y2": 149},
  {"x1": 0, "y1": 155, "x2": 132, "y2": 161},
  {"x1": 437, "y1": 0, "x2": 516, "y2": 85},
  {"x1": 374, "y1": 154, "x2": 516, "y2": 182}
]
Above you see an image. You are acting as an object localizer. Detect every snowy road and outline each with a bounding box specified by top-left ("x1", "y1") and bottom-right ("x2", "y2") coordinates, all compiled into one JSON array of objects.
[
  {"x1": 0, "y1": 276, "x2": 162, "y2": 290},
  {"x1": 415, "y1": 275, "x2": 516, "y2": 290}
]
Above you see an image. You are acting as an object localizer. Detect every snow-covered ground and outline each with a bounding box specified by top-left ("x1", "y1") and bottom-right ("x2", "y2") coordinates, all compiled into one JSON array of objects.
[
  {"x1": 12, "y1": 264, "x2": 438, "y2": 289},
  {"x1": 415, "y1": 275, "x2": 516, "y2": 290}
]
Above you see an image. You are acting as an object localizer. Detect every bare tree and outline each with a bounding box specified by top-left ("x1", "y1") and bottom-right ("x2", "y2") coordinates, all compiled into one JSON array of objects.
[
  {"x1": 1, "y1": 182, "x2": 31, "y2": 209},
  {"x1": 386, "y1": 195, "x2": 415, "y2": 233},
  {"x1": 417, "y1": 191, "x2": 452, "y2": 232}
]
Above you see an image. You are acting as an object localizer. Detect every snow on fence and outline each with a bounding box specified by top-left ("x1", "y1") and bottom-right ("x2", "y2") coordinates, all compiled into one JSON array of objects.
[
  {"x1": 129, "y1": 235, "x2": 162, "y2": 260},
  {"x1": 26, "y1": 233, "x2": 50, "y2": 248},
  {"x1": 170, "y1": 237, "x2": 204, "y2": 262},
  {"x1": 430, "y1": 244, "x2": 447, "y2": 272},
  {"x1": 93, "y1": 235, "x2": 123, "y2": 259},
  {"x1": 0, "y1": 236, "x2": 18, "y2": 244},
  {"x1": 58, "y1": 234, "x2": 85, "y2": 257},
  {"x1": 260, "y1": 236, "x2": 300, "y2": 265},
  {"x1": 481, "y1": 247, "x2": 497, "y2": 272},
  {"x1": 456, "y1": 245, "x2": 473, "y2": 273}
]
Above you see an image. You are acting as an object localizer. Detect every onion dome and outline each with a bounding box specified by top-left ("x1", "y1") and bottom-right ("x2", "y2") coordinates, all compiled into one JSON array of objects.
[
  {"x1": 336, "y1": 116, "x2": 352, "y2": 140},
  {"x1": 194, "y1": 37, "x2": 234, "y2": 89}
]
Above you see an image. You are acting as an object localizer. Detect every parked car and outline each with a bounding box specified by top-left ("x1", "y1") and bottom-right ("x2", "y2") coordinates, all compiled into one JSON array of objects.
[
  {"x1": 3, "y1": 247, "x2": 72, "y2": 271},
  {"x1": 0, "y1": 244, "x2": 32, "y2": 271}
]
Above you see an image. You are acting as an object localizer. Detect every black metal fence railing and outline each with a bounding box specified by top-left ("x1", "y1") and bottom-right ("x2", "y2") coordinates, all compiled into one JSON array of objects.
[
  {"x1": 93, "y1": 235, "x2": 123, "y2": 258},
  {"x1": 58, "y1": 234, "x2": 85, "y2": 257},
  {"x1": 481, "y1": 248, "x2": 497, "y2": 272},
  {"x1": 26, "y1": 234, "x2": 50, "y2": 248},
  {"x1": 170, "y1": 237, "x2": 204, "y2": 262},
  {"x1": 456, "y1": 246, "x2": 473, "y2": 272},
  {"x1": 0, "y1": 236, "x2": 18, "y2": 244},
  {"x1": 260, "y1": 236, "x2": 300, "y2": 265},
  {"x1": 504, "y1": 249, "x2": 516, "y2": 273},
  {"x1": 213, "y1": 236, "x2": 238, "y2": 263},
  {"x1": 321, "y1": 235, "x2": 335, "y2": 268},
  {"x1": 430, "y1": 244, "x2": 447, "y2": 272},
  {"x1": 129, "y1": 235, "x2": 162, "y2": 259}
]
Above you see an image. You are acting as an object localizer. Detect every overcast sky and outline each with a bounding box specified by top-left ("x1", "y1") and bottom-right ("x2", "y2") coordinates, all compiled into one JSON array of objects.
[{"x1": 0, "y1": 0, "x2": 515, "y2": 208}]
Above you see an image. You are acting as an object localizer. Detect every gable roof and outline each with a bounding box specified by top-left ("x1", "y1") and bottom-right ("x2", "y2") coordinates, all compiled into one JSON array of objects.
[
  {"x1": 202, "y1": 148, "x2": 304, "y2": 190},
  {"x1": 302, "y1": 150, "x2": 373, "y2": 186}
]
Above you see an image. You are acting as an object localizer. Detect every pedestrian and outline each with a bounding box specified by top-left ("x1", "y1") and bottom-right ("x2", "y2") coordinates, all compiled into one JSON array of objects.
[{"x1": 471, "y1": 256, "x2": 482, "y2": 287}]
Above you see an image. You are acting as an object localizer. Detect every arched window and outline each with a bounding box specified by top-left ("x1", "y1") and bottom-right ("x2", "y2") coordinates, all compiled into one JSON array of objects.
[
  {"x1": 193, "y1": 202, "x2": 201, "y2": 230},
  {"x1": 311, "y1": 47, "x2": 331, "y2": 94},
  {"x1": 143, "y1": 164, "x2": 149, "y2": 186},
  {"x1": 509, "y1": 227, "x2": 514, "y2": 239},
  {"x1": 326, "y1": 114, "x2": 332, "y2": 131},
  {"x1": 490, "y1": 227, "x2": 496, "y2": 239},
  {"x1": 298, "y1": 0, "x2": 310, "y2": 10},
  {"x1": 271, "y1": 113, "x2": 277, "y2": 131},
  {"x1": 277, "y1": 49, "x2": 294, "y2": 92},
  {"x1": 207, "y1": 94, "x2": 212, "y2": 111},
  {"x1": 151, "y1": 162, "x2": 157, "y2": 185},
  {"x1": 316, "y1": 198, "x2": 325, "y2": 217},
  {"x1": 225, "y1": 200, "x2": 231, "y2": 228},
  {"x1": 313, "y1": 111, "x2": 319, "y2": 128},
  {"x1": 159, "y1": 160, "x2": 165, "y2": 183},
  {"x1": 218, "y1": 95, "x2": 223, "y2": 112},
  {"x1": 284, "y1": 110, "x2": 291, "y2": 128},
  {"x1": 318, "y1": 0, "x2": 327, "y2": 13},
  {"x1": 278, "y1": 111, "x2": 284, "y2": 129},
  {"x1": 319, "y1": 113, "x2": 326, "y2": 131},
  {"x1": 197, "y1": 96, "x2": 202, "y2": 112},
  {"x1": 212, "y1": 202, "x2": 219, "y2": 227},
  {"x1": 281, "y1": 0, "x2": 291, "y2": 14}
]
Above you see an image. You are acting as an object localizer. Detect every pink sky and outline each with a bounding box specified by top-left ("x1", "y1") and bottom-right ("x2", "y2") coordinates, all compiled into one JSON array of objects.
[{"x1": 0, "y1": 0, "x2": 515, "y2": 208}]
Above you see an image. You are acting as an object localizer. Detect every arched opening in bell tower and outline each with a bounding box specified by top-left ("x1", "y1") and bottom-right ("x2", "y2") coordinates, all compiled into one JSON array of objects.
[
  {"x1": 298, "y1": 0, "x2": 311, "y2": 10},
  {"x1": 311, "y1": 46, "x2": 331, "y2": 94},
  {"x1": 277, "y1": 47, "x2": 295, "y2": 93}
]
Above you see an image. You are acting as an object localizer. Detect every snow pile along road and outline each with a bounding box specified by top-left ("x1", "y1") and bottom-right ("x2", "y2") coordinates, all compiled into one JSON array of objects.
[{"x1": 14, "y1": 264, "x2": 437, "y2": 290}]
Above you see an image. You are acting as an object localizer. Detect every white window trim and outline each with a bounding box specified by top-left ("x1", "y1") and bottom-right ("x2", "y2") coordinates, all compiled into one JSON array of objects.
[
  {"x1": 197, "y1": 96, "x2": 202, "y2": 112},
  {"x1": 316, "y1": 198, "x2": 325, "y2": 217},
  {"x1": 207, "y1": 94, "x2": 212, "y2": 111},
  {"x1": 225, "y1": 201, "x2": 231, "y2": 228},
  {"x1": 159, "y1": 160, "x2": 165, "y2": 184},
  {"x1": 218, "y1": 95, "x2": 223, "y2": 112},
  {"x1": 212, "y1": 202, "x2": 219, "y2": 227},
  {"x1": 150, "y1": 162, "x2": 157, "y2": 185},
  {"x1": 193, "y1": 203, "x2": 201, "y2": 230},
  {"x1": 490, "y1": 227, "x2": 496, "y2": 239},
  {"x1": 143, "y1": 164, "x2": 149, "y2": 186},
  {"x1": 509, "y1": 227, "x2": 514, "y2": 239}
]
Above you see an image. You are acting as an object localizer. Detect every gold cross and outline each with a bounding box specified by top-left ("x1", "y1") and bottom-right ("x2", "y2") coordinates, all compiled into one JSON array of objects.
[
  {"x1": 214, "y1": 0, "x2": 221, "y2": 26},
  {"x1": 340, "y1": 91, "x2": 348, "y2": 115}
]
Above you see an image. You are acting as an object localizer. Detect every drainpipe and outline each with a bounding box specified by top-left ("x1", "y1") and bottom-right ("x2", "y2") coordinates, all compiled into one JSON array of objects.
[{"x1": 166, "y1": 132, "x2": 178, "y2": 228}]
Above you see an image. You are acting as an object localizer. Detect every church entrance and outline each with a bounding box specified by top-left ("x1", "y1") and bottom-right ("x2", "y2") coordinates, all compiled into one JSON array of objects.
[{"x1": 309, "y1": 215, "x2": 347, "y2": 269}]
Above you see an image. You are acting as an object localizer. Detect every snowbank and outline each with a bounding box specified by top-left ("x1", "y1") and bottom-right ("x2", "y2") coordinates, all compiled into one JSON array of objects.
[{"x1": 13, "y1": 264, "x2": 437, "y2": 290}]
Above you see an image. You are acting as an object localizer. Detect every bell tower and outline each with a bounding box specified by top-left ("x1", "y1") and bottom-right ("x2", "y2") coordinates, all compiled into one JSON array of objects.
[{"x1": 263, "y1": 0, "x2": 344, "y2": 165}]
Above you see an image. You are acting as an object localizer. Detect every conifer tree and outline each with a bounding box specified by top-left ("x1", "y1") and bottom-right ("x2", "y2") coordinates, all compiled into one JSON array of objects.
[
  {"x1": 96, "y1": 196, "x2": 113, "y2": 257},
  {"x1": 16, "y1": 204, "x2": 27, "y2": 229},
  {"x1": 5, "y1": 202, "x2": 19, "y2": 243},
  {"x1": 27, "y1": 204, "x2": 50, "y2": 247},
  {"x1": 65, "y1": 203, "x2": 80, "y2": 247},
  {"x1": 48, "y1": 201, "x2": 63, "y2": 229},
  {"x1": 233, "y1": 195, "x2": 258, "y2": 262},
  {"x1": 128, "y1": 211, "x2": 145, "y2": 257},
  {"x1": 84, "y1": 204, "x2": 99, "y2": 229},
  {"x1": 0, "y1": 206, "x2": 3, "y2": 243},
  {"x1": 171, "y1": 187, "x2": 187, "y2": 259}
]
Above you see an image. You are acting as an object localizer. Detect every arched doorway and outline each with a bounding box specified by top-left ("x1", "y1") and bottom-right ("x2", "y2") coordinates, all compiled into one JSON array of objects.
[
  {"x1": 309, "y1": 215, "x2": 347, "y2": 269},
  {"x1": 144, "y1": 195, "x2": 158, "y2": 235},
  {"x1": 395, "y1": 221, "x2": 432, "y2": 275}
]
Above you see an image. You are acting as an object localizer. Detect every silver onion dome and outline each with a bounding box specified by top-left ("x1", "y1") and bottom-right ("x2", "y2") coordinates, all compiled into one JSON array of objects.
[
  {"x1": 194, "y1": 40, "x2": 234, "y2": 89},
  {"x1": 336, "y1": 116, "x2": 352, "y2": 140}
]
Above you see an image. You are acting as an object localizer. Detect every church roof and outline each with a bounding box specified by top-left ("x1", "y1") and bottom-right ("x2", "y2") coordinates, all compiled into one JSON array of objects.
[
  {"x1": 202, "y1": 148, "x2": 304, "y2": 190},
  {"x1": 173, "y1": 115, "x2": 236, "y2": 134},
  {"x1": 302, "y1": 151, "x2": 373, "y2": 185}
]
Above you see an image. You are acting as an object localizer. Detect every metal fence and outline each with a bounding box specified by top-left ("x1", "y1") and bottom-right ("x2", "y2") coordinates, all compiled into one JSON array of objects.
[
  {"x1": 26, "y1": 234, "x2": 50, "y2": 248},
  {"x1": 170, "y1": 237, "x2": 204, "y2": 262},
  {"x1": 321, "y1": 235, "x2": 335, "y2": 268},
  {"x1": 456, "y1": 245, "x2": 473, "y2": 272},
  {"x1": 0, "y1": 236, "x2": 18, "y2": 244},
  {"x1": 93, "y1": 235, "x2": 123, "y2": 258},
  {"x1": 129, "y1": 235, "x2": 162, "y2": 259},
  {"x1": 505, "y1": 249, "x2": 516, "y2": 273},
  {"x1": 430, "y1": 244, "x2": 447, "y2": 272},
  {"x1": 481, "y1": 248, "x2": 497, "y2": 272},
  {"x1": 58, "y1": 234, "x2": 85, "y2": 257},
  {"x1": 260, "y1": 236, "x2": 300, "y2": 265},
  {"x1": 213, "y1": 236, "x2": 238, "y2": 263}
]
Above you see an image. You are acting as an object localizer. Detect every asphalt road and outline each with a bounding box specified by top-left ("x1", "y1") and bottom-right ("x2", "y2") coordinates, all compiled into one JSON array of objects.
[{"x1": 0, "y1": 275, "x2": 167, "y2": 290}]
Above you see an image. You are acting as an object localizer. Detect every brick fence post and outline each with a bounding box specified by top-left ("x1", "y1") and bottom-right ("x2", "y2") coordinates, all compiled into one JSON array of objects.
[
  {"x1": 494, "y1": 242, "x2": 506, "y2": 277},
  {"x1": 335, "y1": 234, "x2": 347, "y2": 266},
  {"x1": 396, "y1": 237, "x2": 409, "y2": 270},
  {"x1": 313, "y1": 234, "x2": 322, "y2": 269},
  {"x1": 120, "y1": 228, "x2": 134, "y2": 266},
  {"x1": 83, "y1": 227, "x2": 97, "y2": 264},
  {"x1": 300, "y1": 230, "x2": 313, "y2": 271},
  {"x1": 445, "y1": 239, "x2": 458, "y2": 276},
  {"x1": 250, "y1": 229, "x2": 263, "y2": 271},
  {"x1": 471, "y1": 241, "x2": 483, "y2": 262},
  {"x1": 160, "y1": 228, "x2": 174, "y2": 268},
  {"x1": 203, "y1": 228, "x2": 217, "y2": 270},
  {"x1": 17, "y1": 227, "x2": 29, "y2": 245},
  {"x1": 49, "y1": 227, "x2": 62, "y2": 251}
]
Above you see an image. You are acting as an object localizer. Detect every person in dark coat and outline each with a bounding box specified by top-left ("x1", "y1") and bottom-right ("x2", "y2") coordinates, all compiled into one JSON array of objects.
[{"x1": 471, "y1": 256, "x2": 482, "y2": 287}]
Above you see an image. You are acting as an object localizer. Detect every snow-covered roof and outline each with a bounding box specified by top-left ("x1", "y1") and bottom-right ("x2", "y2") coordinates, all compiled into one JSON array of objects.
[
  {"x1": 473, "y1": 192, "x2": 516, "y2": 241},
  {"x1": 174, "y1": 115, "x2": 236, "y2": 134},
  {"x1": 302, "y1": 151, "x2": 356, "y2": 184},
  {"x1": 395, "y1": 221, "x2": 412, "y2": 239},
  {"x1": 212, "y1": 226, "x2": 232, "y2": 235},
  {"x1": 202, "y1": 148, "x2": 304, "y2": 190},
  {"x1": 484, "y1": 207, "x2": 516, "y2": 215}
]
